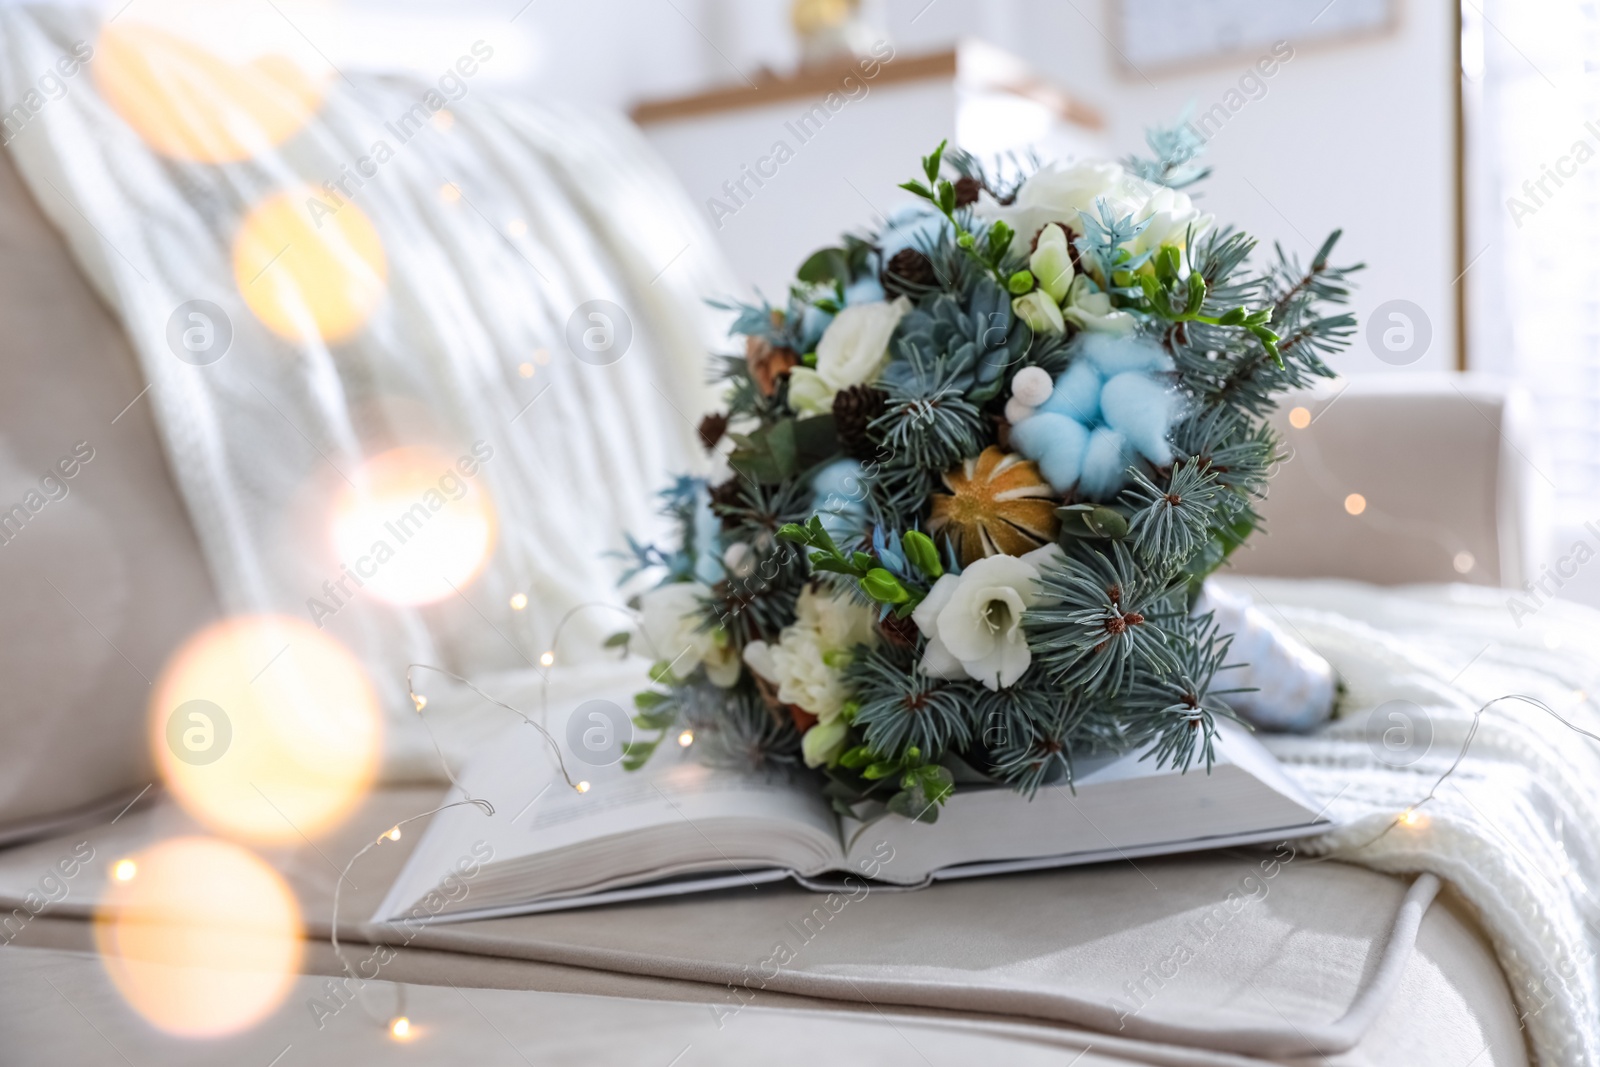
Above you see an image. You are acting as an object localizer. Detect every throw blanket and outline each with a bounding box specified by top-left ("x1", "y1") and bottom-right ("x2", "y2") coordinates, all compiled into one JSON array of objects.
[
  {"x1": 1230, "y1": 576, "x2": 1600, "y2": 1067},
  {"x1": 0, "y1": 5, "x2": 732, "y2": 773}
]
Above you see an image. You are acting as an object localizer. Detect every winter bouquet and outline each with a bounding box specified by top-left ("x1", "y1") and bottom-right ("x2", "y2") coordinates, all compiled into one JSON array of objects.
[{"x1": 620, "y1": 127, "x2": 1358, "y2": 823}]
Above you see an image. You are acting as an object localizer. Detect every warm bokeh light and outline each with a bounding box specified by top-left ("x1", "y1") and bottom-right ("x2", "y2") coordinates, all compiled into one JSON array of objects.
[
  {"x1": 1344, "y1": 493, "x2": 1367, "y2": 516},
  {"x1": 331, "y1": 447, "x2": 498, "y2": 606},
  {"x1": 1453, "y1": 550, "x2": 1475, "y2": 574},
  {"x1": 94, "y1": 837, "x2": 301, "y2": 1037},
  {"x1": 113, "y1": 859, "x2": 138, "y2": 882},
  {"x1": 152, "y1": 615, "x2": 381, "y2": 843},
  {"x1": 677, "y1": 730, "x2": 695, "y2": 748},
  {"x1": 390, "y1": 1016, "x2": 414, "y2": 1040},
  {"x1": 94, "y1": 21, "x2": 328, "y2": 163},
  {"x1": 1288, "y1": 406, "x2": 1312, "y2": 429},
  {"x1": 233, "y1": 189, "x2": 388, "y2": 344},
  {"x1": 510, "y1": 592, "x2": 529, "y2": 611}
]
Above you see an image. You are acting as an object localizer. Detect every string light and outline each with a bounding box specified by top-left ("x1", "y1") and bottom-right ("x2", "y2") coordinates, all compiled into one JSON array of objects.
[
  {"x1": 1398, "y1": 808, "x2": 1427, "y2": 829},
  {"x1": 1288, "y1": 406, "x2": 1312, "y2": 429},
  {"x1": 389, "y1": 1016, "x2": 412, "y2": 1040},
  {"x1": 576, "y1": 781, "x2": 591, "y2": 793},
  {"x1": 510, "y1": 593, "x2": 528, "y2": 611},
  {"x1": 1344, "y1": 493, "x2": 1367, "y2": 516},
  {"x1": 539, "y1": 651, "x2": 555, "y2": 667},
  {"x1": 437, "y1": 182, "x2": 461, "y2": 204},
  {"x1": 384, "y1": 826, "x2": 401, "y2": 842},
  {"x1": 518, "y1": 362, "x2": 535, "y2": 378},
  {"x1": 677, "y1": 730, "x2": 695, "y2": 748},
  {"x1": 113, "y1": 859, "x2": 137, "y2": 882},
  {"x1": 411, "y1": 693, "x2": 427, "y2": 712}
]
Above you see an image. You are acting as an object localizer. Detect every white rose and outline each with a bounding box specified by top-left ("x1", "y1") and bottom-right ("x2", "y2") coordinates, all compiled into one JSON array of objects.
[
  {"x1": 912, "y1": 545, "x2": 1060, "y2": 690},
  {"x1": 1127, "y1": 186, "x2": 1212, "y2": 258},
  {"x1": 786, "y1": 366, "x2": 834, "y2": 417},
  {"x1": 998, "y1": 161, "x2": 1147, "y2": 242},
  {"x1": 800, "y1": 296, "x2": 910, "y2": 411},
  {"x1": 640, "y1": 582, "x2": 738, "y2": 685},
  {"x1": 1062, "y1": 275, "x2": 1136, "y2": 335}
]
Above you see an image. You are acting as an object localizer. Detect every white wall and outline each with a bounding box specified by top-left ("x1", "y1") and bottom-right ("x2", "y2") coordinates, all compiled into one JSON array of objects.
[{"x1": 504, "y1": 0, "x2": 1458, "y2": 377}]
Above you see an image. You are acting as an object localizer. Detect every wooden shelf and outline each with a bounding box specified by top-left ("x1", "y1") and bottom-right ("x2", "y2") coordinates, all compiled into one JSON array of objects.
[{"x1": 631, "y1": 42, "x2": 1102, "y2": 130}]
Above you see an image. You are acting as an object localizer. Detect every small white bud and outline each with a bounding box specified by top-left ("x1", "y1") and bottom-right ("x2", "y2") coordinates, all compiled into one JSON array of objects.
[{"x1": 1011, "y1": 366, "x2": 1054, "y2": 406}]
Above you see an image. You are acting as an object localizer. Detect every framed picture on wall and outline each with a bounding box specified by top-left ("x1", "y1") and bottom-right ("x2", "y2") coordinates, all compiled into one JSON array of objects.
[{"x1": 1111, "y1": 0, "x2": 1399, "y2": 77}]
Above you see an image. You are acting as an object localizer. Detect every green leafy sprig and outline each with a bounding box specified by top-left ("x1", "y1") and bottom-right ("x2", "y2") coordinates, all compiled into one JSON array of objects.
[{"x1": 899, "y1": 140, "x2": 1015, "y2": 285}]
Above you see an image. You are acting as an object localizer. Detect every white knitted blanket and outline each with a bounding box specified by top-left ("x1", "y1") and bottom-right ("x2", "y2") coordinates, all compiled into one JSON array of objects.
[
  {"x1": 0, "y1": 6, "x2": 731, "y2": 773},
  {"x1": 1225, "y1": 576, "x2": 1600, "y2": 1067}
]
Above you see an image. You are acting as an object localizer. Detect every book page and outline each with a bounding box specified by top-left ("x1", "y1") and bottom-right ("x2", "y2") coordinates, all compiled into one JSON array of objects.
[{"x1": 376, "y1": 708, "x2": 843, "y2": 921}]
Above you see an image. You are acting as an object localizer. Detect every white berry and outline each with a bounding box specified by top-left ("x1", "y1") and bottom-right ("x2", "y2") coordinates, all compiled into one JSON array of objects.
[
  {"x1": 1012, "y1": 366, "x2": 1053, "y2": 406},
  {"x1": 723, "y1": 541, "x2": 755, "y2": 578},
  {"x1": 1004, "y1": 397, "x2": 1037, "y2": 425}
]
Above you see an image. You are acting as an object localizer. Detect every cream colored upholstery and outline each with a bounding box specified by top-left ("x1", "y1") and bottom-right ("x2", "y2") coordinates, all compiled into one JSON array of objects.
[
  {"x1": 1231, "y1": 375, "x2": 1542, "y2": 590},
  {"x1": 0, "y1": 786, "x2": 1529, "y2": 1067},
  {"x1": 0, "y1": 150, "x2": 219, "y2": 843}
]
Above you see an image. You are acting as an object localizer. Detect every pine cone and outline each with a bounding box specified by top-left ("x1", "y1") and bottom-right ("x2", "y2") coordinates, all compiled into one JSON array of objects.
[
  {"x1": 698, "y1": 412, "x2": 728, "y2": 452},
  {"x1": 877, "y1": 611, "x2": 922, "y2": 649},
  {"x1": 709, "y1": 476, "x2": 744, "y2": 526},
  {"x1": 832, "y1": 384, "x2": 888, "y2": 460},
  {"x1": 745, "y1": 335, "x2": 799, "y2": 397},
  {"x1": 882, "y1": 247, "x2": 938, "y2": 296},
  {"x1": 954, "y1": 175, "x2": 983, "y2": 207}
]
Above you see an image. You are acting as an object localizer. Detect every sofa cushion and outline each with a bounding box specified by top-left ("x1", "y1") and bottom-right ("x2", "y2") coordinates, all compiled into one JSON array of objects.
[{"x1": 0, "y1": 146, "x2": 219, "y2": 842}]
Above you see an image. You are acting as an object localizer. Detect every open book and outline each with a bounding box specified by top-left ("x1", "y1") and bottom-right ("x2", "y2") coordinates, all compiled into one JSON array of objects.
[{"x1": 376, "y1": 701, "x2": 1333, "y2": 925}]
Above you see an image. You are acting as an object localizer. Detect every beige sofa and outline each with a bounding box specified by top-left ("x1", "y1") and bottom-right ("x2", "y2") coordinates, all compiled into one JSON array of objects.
[{"x1": 0, "y1": 146, "x2": 1536, "y2": 1065}]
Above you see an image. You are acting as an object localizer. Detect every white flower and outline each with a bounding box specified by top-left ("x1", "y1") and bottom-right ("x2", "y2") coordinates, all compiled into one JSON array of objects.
[
  {"x1": 1127, "y1": 186, "x2": 1212, "y2": 257},
  {"x1": 1062, "y1": 275, "x2": 1136, "y2": 335},
  {"x1": 1029, "y1": 223, "x2": 1075, "y2": 303},
  {"x1": 743, "y1": 587, "x2": 877, "y2": 720},
  {"x1": 998, "y1": 160, "x2": 1147, "y2": 242},
  {"x1": 638, "y1": 582, "x2": 740, "y2": 688},
  {"x1": 801, "y1": 716, "x2": 850, "y2": 768},
  {"x1": 805, "y1": 297, "x2": 911, "y2": 410},
  {"x1": 1012, "y1": 290, "x2": 1065, "y2": 336},
  {"x1": 786, "y1": 366, "x2": 835, "y2": 416},
  {"x1": 786, "y1": 298, "x2": 910, "y2": 416},
  {"x1": 912, "y1": 545, "x2": 1060, "y2": 690},
  {"x1": 794, "y1": 583, "x2": 878, "y2": 653},
  {"x1": 744, "y1": 629, "x2": 842, "y2": 718}
]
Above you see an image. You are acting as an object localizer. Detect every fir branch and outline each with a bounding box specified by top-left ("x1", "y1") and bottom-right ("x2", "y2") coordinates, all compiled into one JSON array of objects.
[
  {"x1": 1025, "y1": 543, "x2": 1188, "y2": 695},
  {"x1": 847, "y1": 642, "x2": 974, "y2": 761}
]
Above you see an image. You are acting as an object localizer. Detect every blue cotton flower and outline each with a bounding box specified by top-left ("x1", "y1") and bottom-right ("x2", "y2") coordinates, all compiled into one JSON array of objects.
[
  {"x1": 1008, "y1": 335, "x2": 1184, "y2": 501},
  {"x1": 844, "y1": 274, "x2": 886, "y2": 306},
  {"x1": 812, "y1": 459, "x2": 867, "y2": 543},
  {"x1": 1037, "y1": 358, "x2": 1103, "y2": 424},
  {"x1": 800, "y1": 304, "x2": 834, "y2": 350},
  {"x1": 1077, "y1": 332, "x2": 1174, "y2": 377},
  {"x1": 691, "y1": 482, "x2": 725, "y2": 585},
  {"x1": 879, "y1": 206, "x2": 948, "y2": 261},
  {"x1": 1010, "y1": 412, "x2": 1088, "y2": 493}
]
